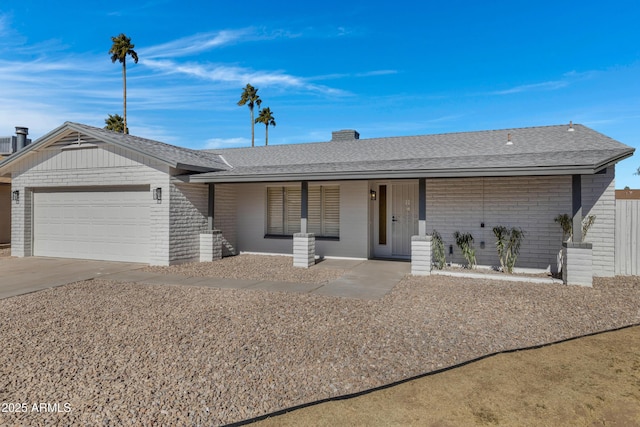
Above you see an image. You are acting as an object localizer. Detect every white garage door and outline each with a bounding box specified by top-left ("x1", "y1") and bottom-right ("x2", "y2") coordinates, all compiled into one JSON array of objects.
[{"x1": 33, "y1": 187, "x2": 150, "y2": 263}]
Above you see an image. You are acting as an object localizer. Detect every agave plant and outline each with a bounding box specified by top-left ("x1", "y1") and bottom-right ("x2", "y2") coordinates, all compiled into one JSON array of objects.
[{"x1": 454, "y1": 231, "x2": 476, "y2": 269}]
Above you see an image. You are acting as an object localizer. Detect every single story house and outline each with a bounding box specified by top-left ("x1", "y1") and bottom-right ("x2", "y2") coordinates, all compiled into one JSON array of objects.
[{"x1": 0, "y1": 122, "x2": 634, "y2": 285}]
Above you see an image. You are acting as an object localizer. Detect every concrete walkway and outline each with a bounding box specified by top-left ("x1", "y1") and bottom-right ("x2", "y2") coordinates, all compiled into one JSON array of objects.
[{"x1": 0, "y1": 257, "x2": 410, "y2": 301}]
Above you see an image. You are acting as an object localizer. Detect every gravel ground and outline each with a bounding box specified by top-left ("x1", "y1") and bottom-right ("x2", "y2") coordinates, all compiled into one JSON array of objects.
[
  {"x1": 1, "y1": 274, "x2": 639, "y2": 426},
  {"x1": 143, "y1": 254, "x2": 347, "y2": 284},
  {"x1": 0, "y1": 247, "x2": 10, "y2": 257}
]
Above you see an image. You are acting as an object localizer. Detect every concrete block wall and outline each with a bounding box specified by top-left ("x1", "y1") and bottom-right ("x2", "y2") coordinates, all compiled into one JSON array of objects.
[
  {"x1": 581, "y1": 168, "x2": 615, "y2": 277},
  {"x1": 411, "y1": 235, "x2": 432, "y2": 276},
  {"x1": 427, "y1": 176, "x2": 573, "y2": 272},
  {"x1": 170, "y1": 182, "x2": 208, "y2": 264},
  {"x1": 8, "y1": 143, "x2": 171, "y2": 265},
  {"x1": 563, "y1": 242, "x2": 593, "y2": 286},
  {"x1": 200, "y1": 230, "x2": 222, "y2": 262},
  {"x1": 293, "y1": 233, "x2": 315, "y2": 267},
  {"x1": 214, "y1": 184, "x2": 237, "y2": 256}
]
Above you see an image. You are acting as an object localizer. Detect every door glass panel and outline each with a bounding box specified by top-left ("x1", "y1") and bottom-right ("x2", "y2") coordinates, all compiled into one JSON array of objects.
[{"x1": 378, "y1": 185, "x2": 387, "y2": 245}]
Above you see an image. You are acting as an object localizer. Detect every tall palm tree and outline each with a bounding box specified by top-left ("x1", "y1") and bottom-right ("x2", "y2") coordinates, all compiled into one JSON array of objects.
[
  {"x1": 104, "y1": 113, "x2": 125, "y2": 133},
  {"x1": 255, "y1": 107, "x2": 276, "y2": 146},
  {"x1": 237, "y1": 84, "x2": 261, "y2": 147},
  {"x1": 109, "y1": 33, "x2": 138, "y2": 134}
]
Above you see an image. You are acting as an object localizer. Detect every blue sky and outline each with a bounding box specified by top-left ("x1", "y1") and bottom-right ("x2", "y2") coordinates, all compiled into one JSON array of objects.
[{"x1": 1, "y1": 0, "x2": 639, "y2": 188}]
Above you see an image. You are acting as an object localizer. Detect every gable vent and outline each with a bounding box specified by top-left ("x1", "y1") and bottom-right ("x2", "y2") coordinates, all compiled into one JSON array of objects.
[{"x1": 331, "y1": 129, "x2": 360, "y2": 142}]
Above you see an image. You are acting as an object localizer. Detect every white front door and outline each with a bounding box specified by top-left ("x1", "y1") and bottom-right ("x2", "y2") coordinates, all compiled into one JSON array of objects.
[{"x1": 373, "y1": 182, "x2": 418, "y2": 258}]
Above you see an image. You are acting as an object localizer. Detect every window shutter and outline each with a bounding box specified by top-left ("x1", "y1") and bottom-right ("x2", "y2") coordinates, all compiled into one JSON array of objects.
[
  {"x1": 284, "y1": 188, "x2": 301, "y2": 234},
  {"x1": 323, "y1": 186, "x2": 340, "y2": 237},
  {"x1": 307, "y1": 186, "x2": 322, "y2": 235},
  {"x1": 267, "y1": 187, "x2": 284, "y2": 234}
]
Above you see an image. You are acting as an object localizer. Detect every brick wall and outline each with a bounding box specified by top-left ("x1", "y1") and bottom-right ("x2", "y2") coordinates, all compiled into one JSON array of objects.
[
  {"x1": 170, "y1": 182, "x2": 208, "y2": 263},
  {"x1": 214, "y1": 184, "x2": 237, "y2": 256},
  {"x1": 582, "y1": 168, "x2": 615, "y2": 277},
  {"x1": 425, "y1": 172, "x2": 616, "y2": 275}
]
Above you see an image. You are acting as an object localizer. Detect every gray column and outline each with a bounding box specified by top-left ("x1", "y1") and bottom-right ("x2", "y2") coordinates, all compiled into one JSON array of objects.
[
  {"x1": 301, "y1": 180, "x2": 308, "y2": 234},
  {"x1": 572, "y1": 175, "x2": 582, "y2": 243},
  {"x1": 207, "y1": 183, "x2": 215, "y2": 230},
  {"x1": 418, "y1": 178, "x2": 426, "y2": 236}
]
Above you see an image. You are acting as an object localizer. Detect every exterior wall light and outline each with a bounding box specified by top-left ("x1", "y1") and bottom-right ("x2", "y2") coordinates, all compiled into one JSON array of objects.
[
  {"x1": 370, "y1": 189, "x2": 377, "y2": 201},
  {"x1": 153, "y1": 187, "x2": 162, "y2": 202},
  {"x1": 12, "y1": 190, "x2": 19, "y2": 203}
]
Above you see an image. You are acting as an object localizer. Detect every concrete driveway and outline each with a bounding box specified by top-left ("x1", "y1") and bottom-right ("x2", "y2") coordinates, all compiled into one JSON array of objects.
[{"x1": 0, "y1": 257, "x2": 145, "y2": 299}]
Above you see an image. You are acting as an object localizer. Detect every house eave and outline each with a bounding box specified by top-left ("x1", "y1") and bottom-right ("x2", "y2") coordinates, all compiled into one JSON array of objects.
[{"x1": 183, "y1": 164, "x2": 619, "y2": 183}]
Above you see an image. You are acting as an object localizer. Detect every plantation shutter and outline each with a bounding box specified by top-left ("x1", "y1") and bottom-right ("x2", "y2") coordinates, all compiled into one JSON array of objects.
[
  {"x1": 322, "y1": 186, "x2": 340, "y2": 237},
  {"x1": 267, "y1": 187, "x2": 284, "y2": 234},
  {"x1": 284, "y1": 188, "x2": 301, "y2": 235},
  {"x1": 307, "y1": 186, "x2": 322, "y2": 235}
]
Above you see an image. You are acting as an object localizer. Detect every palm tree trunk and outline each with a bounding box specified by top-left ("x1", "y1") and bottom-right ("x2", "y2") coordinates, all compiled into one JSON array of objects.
[
  {"x1": 122, "y1": 58, "x2": 128, "y2": 134},
  {"x1": 250, "y1": 107, "x2": 255, "y2": 147},
  {"x1": 265, "y1": 124, "x2": 269, "y2": 146}
]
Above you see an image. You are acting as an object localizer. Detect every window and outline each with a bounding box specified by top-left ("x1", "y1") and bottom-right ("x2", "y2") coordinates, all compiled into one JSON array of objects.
[{"x1": 267, "y1": 185, "x2": 340, "y2": 238}]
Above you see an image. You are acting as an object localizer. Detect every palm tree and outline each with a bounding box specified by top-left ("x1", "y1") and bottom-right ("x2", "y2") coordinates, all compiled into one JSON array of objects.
[
  {"x1": 109, "y1": 33, "x2": 138, "y2": 134},
  {"x1": 255, "y1": 107, "x2": 276, "y2": 146},
  {"x1": 104, "y1": 113, "x2": 125, "y2": 133},
  {"x1": 237, "y1": 84, "x2": 261, "y2": 147}
]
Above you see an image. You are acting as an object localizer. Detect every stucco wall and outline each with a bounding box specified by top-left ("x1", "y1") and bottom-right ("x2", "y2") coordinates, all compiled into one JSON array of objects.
[
  {"x1": 0, "y1": 184, "x2": 10, "y2": 243},
  {"x1": 235, "y1": 181, "x2": 369, "y2": 258},
  {"x1": 8, "y1": 143, "x2": 172, "y2": 265},
  {"x1": 425, "y1": 171, "x2": 616, "y2": 276}
]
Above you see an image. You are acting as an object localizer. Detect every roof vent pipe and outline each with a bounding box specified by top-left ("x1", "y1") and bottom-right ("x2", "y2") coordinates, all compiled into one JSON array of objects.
[
  {"x1": 15, "y1": 127, "x2": 29, "y2": 151},
  {"x1": 568, "y1": 121, "x2": 575, "y2": 132},
  {"x1": 506, "y1": 132, "x2": 513, "y2": 145}
]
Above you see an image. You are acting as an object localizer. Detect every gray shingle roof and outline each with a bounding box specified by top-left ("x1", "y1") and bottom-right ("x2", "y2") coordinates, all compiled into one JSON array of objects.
[
  {"x1": 0, "y1": 122, "x2": 228, "y2": 173},
  {"x1": 66, "y1": 122, "x2": 228, "y2": 172},
  {"x1": 192, "y1": 124, "x2": 634, "y2": 182}
]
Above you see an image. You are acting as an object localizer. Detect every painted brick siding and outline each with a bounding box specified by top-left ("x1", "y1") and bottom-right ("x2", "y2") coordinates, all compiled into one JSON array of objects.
[
  {"x1": 214, "y1": 184, "x2": 237, "y2": 256},
  {"x1": 9, "y1": 144, "x2": 172, "y2": 265},
  {"x1": 582, "y1": 168, "x2": 616, "y2": 277},
  {"x1": 169, "y1": 182, "x2": 208, "y2": 263},
  {"x1": 426, "y1": 176, "x2": 573, "y2": 272},
  {"x1": 425, "y1": 172, "x2": 616, "y2": 275}
]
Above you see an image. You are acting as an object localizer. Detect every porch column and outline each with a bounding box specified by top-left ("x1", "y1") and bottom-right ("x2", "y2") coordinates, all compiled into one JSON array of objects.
[
  {"x1": 207, "y1": 183, "x2": 215, "y2": 230},
  {"x1": 571, "y1": 175, "x2": 582, "y2": 243},
  {"x1": 563, "y1": 174, "x2": 593, "y2": 286},
  {"x1": 411, "y1": 178, "x2": 431, "y2": 275},
  {"x1": 418, "y1": 178, "x2": 426, "y2": 236},
  {"x1": 294, "y1": 181, "x2": 315, "y2": 268},
  {"x1": 200, "y1": 183, "x2": 222, "y2": 262}
]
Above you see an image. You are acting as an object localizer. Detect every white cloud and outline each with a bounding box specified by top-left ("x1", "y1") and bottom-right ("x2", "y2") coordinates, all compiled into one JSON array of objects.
[
  {"x1": 141, "y1": 29, "x2": 253, "y2": 59},
  {"x1": 141, "y1": 58, "x2": 347, "y2": 95}
]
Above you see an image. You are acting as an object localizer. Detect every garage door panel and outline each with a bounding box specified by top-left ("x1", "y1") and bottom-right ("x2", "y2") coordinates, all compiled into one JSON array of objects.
[{"x1": 33, "y1": 188, "x2": 150, "y2": 263}]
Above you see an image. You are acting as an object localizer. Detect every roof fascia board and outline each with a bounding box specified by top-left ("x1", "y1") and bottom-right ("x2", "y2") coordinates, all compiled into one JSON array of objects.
[{"x1": 0, "y1": 123, "x2": 75, "y2": 172}]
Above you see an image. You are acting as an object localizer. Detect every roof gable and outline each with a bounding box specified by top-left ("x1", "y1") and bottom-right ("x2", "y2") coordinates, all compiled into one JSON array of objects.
[{"x1": 0, "y1": 122, "x2": 228, "y2": 175}]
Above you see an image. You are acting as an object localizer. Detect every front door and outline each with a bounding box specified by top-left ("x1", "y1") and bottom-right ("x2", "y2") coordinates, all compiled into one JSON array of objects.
[{"x1": 373, "y1": 182, "x2": 418, "y2": 258}]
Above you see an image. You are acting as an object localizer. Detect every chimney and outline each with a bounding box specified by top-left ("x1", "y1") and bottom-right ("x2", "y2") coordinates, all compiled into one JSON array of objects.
[
  {"x1": 15, "y1": 127, "x2": 29, "y2": 151},
  {"x1": 331, "y1": 129, "x2": 360, "y2": 142}
]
